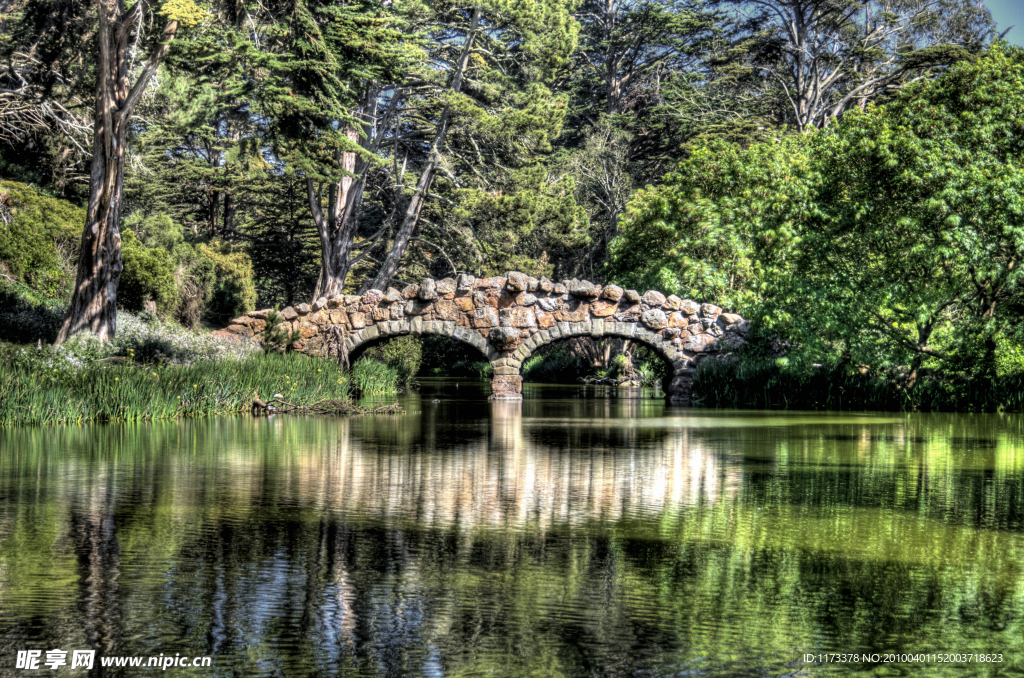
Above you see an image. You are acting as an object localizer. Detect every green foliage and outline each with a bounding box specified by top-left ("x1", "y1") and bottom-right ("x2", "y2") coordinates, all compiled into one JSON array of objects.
[
  {"x1": 606, "y1": 134, "x2": 810, "y2": 311},
  {"x1": 0, "y1": 277, "x2": 66, "y2": 344},
  {"x1": 120, "y1": 229, "x2": 179, "y2": 314},
  {"x1": 0, "y1": 180, "x2": 83, "y2": 298},
  {"x1": 262, "y1": 310, "x2": 301, "y2": 353},
  {"x1": 613, "y1": 44, "x2": 1024, "y2": 405},
  {"x1": 521, "y1": 345, "x2": 590, "y2": 383},
  {"x1": 420, "y1": 335, "x2": 491, "y2": 379},
  {"x1": 349, "y1": 358, "x2": 401, "y2": 396},
  {"x1": 197, "y1": 241, "x2": 257, "y2": 324},
  {"x1": 360, "y1": 335, "x2": 422, "y2": 387}
]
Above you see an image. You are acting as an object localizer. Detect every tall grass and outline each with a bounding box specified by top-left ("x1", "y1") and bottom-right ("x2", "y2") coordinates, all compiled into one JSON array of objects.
[
  {"x1": 350, "y1": 358, "x2": 401, "y2": 396},
  {"x1": 0, "y1": 352, "x2": 351, "y2": 426}
]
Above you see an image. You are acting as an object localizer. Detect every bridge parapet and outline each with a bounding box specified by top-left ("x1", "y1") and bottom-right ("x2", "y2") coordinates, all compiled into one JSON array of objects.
[{"x1": 217, "y1": 272, "x2": 750, "y2": 403}]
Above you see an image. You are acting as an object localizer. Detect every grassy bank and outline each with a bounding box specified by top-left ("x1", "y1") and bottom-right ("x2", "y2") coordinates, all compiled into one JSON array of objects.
[
  {"x1": 693, "y1": 358, "x2": 1024, "y2": 412},
  {"x1": 0, "y1": 350, "x2": 353, "y2": 426}
]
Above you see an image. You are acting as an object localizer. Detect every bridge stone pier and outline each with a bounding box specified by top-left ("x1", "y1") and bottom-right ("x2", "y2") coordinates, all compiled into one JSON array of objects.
[{"x1": 219, "y1": 272, "x2": 749, "y2": 403}]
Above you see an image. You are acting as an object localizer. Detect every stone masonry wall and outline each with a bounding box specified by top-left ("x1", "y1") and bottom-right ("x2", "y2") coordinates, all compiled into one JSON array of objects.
[{"x1": 215, "y1": 271, "x2": 749, "y2": 402}]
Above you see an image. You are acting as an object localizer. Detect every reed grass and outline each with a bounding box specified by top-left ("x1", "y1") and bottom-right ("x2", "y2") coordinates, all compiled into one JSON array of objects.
[
  {"x1": 0, "y1": 352, "x2": 352, "y2": 426},
  {"x1": 350, "y1": 358, "x2": 401, "y2": 396}
]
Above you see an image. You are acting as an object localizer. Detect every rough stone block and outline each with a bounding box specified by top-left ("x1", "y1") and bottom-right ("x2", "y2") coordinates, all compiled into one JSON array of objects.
[
  {"x1": 384, "y1": 287, "x2": 403, "y2": 304},
  {"x1": 417, "y1": 278, "x2": 437, "y2": 300},
  {"x1": 434, "y1": 299, "x2": 459, "y2": 322},
  {"x1": 506, "y1": 271, "x2": 530, "y2": 291},
  {"x1": 473, "y1": 307, "x2": 499, "y2": 328},
  {"x1": 569, "y1": 279, "x2": 600, "y2": 298},
  {"x1": 701, "y1": 303, "x2": 722, "y2": 318},
  {"x1": 515, "y1": 292, "x2": 537, "y2": 306},
  {"x1": 680, "y1": 299, "x2": 701, "y2": 315},
  {"x1": 539, "y1": 277, "x2": 553, "y2": 293},
  {"x1": 457, "y1": 273, "x2": 476, "y2": 291},
  {"x1": 436, "y1": 278, "x2": 457, "y2": 296},
  {"x1": 553, "y1": 283, "x2": 567, "y2": 295},
  {"x1": 402, "y1": 284, "x2": 420, "y2": 299},
  {"x1": 372, "y1": 307, "x2": 389, "y2": 322},
  {"x1": 590, "y1": 300, "x2": 617, "y2": 317},
  {"x1": 345, "y1": 295, "x2": 362, "y2": 305},
  {"x1": 500, "y1": 307, "x2": 536, "y2": 328},
  {"x1": 664, "y1": 295, "x2": 682, "y2": 311},
  {"x1": 592, "y1": 319, "x2": 605, "y2": 338},
  {"x1": 226, "y1": 324, "x2": 253, "y2": 337},
  {"x1": 493, "y1": 366, "x2": 519, "y2": 376},
  {"x1": 406, "y1": 299, "x2": 433, "y2": 316},
  {"x1": 641, "y1": 290, "x2": 666, "y2": 308},
  {"x1": 327, "y1": 296, "x2": 345, "y2": 309},
  {"x1": 390, "y1": 306, "x2": 405, "y2": 320},
  {"x1": 526, "y1": 277, "x2": 539, "y2": 292},
  {"x1": 455, "y1": 297, "x2": 475, "y2": 312},
  {"x1": 625, "y1": 290, "x2": 641, "y2": 303},
  {"x1": 489, "y1": 326, "x2": 519, "y2": 350},
  {"x1": 328, "y1": 309, "x2": 349, "y2": 325},
  {"x1": 295, "y1": 302, "x2": 312, "y2": 315},
  {"x1": 490, "y1": 374, "x2": 523, "y2": 398},
  {"x1": 280, "y1": 306, "x2": 299, "y2": 321},
  {"x1": 641, "y1": 308, "x2": 669, "y2": 330},
  {"x1": 349, "y1": 312, "x2": 366, "y2": 329},
  {"x1": 362, "y1": 325, "x2": 379, "y2": 341},
  {"x1": 361, "y1": 290, "x2": 383, "y2": 306},
  {"x1": 717, "y1": 313, "x2": 744, "y2": 327},
  {"x1": 313, "y1": 297, "x2": 328, "y2": 311},
  {"x1": 683, "y1": 334, "x2": 716, "y2": 352}
]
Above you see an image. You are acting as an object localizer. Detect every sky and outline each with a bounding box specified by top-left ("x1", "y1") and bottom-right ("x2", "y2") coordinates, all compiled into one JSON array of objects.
[{"x1": 985, "y1": 0, "x2": 1024, "y2": 46}]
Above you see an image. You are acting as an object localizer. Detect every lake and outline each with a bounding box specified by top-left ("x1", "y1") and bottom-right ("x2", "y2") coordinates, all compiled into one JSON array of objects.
[{"x1": 1, "y1": 380, "x2": 1022, "y2": 676}]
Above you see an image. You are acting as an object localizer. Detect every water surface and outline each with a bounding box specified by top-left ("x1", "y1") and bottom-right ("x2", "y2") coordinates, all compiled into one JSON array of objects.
[{"x1": 2, "y1": 382, "x2": 1023, "y2": 676}]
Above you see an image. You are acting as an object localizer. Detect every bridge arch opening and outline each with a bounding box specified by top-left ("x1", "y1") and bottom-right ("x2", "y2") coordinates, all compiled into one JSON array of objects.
[{"x1": 513, "y1": 323, "x2": 682, "y2": 393}]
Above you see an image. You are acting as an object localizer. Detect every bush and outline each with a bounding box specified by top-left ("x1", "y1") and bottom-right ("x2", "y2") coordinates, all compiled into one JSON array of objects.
[
  {"x1": 198, "y1": 241, "x2": 257, "y2": 324},
  {"x1": 119, "y1": 229, "x2": 178, "y2": 314},
  {"x1": 0, "y1": 277, "x2": 66, "y2": 344},
  {"x1": 0, "y1": 180, "x2": 83, "y2": 299},
  {"x1": 360, "y1": 335, "x2": 422, "y2": 386}
]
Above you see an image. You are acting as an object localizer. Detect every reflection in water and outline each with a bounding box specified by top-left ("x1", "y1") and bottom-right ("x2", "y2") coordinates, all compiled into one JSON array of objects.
[{"x1": 2, "y1": 395, "x2": 1024, "y2": 676}]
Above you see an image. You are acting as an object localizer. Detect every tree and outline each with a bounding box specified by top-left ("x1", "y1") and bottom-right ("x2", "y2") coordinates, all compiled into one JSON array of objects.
[
  {"x1": 610, "y1": 43, "x2": 1024, "y2": 385},
  {"x1": 360, "y1": 0, "x2": 580, "y2": 292},
  {"x1": 724, "y1": 0, "x2": 997, "y2": 130},
  {"x1": 53, "y1": 0, "x2": 204, "y2": 343},
  {"x1": 606, "y1": 133, "x2": 809, "y2": 309}
]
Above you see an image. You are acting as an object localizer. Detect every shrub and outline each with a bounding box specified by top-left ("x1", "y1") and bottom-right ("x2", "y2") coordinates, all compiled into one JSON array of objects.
[
  {"x1": 360, "y1": 335, "x2": 422, "y2": 386},
  {"x1": 0, "y1": 277, "x2": 66, "y2": 344},
  {"x1": 198, "y1": 241, "x2": 257, "y2": 324},
  {"x1": 119, "y1": 229, "x2": 178, "y2": 314},
  {"x1": 0, "y1": 180, "x2": 83, "y2": 299}
]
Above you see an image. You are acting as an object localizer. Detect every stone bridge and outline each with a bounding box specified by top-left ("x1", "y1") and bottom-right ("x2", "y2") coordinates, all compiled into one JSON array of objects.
[{"x1": 219, "y1": 272, "x2": 749, "y2": 402}]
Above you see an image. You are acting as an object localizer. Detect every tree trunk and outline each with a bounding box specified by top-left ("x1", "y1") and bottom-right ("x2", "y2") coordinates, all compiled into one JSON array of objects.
[
  {"x1": 55, "y1": 2, "x2": 178, "y2": 344},
  {"x1": 309, "y1": 128, "x2": 361, "y2": 301},
  {"x1": 367, "y1": 6, "x2": 482, "y2": 292}
]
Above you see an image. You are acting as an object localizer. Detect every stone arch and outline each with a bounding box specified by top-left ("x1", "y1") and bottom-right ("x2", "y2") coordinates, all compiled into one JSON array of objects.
[
  {"x1": 492, "y1": 319, "x2": 692, "y2": 398},
  {"x1": 344, "y1": 316, "x2": 498, "y2": 365}
]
